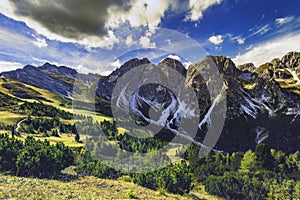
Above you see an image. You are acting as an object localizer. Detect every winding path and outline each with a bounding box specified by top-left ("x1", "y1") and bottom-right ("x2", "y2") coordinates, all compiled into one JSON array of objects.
[{"x1": 15, "y1": 117, "x2": 27, "y2": 133}]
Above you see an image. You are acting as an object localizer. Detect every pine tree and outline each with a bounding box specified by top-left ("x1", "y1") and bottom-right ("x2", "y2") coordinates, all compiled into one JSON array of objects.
[
  {"x1": 75, "y1": 133, "x2": 80, "y2": 143},
  {"x1": 240, "y1": 150, "x2": 257, "y2": 172}
]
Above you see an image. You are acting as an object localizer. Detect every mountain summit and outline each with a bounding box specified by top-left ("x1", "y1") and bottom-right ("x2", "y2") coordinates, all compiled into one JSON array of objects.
[{"x1": 1, "y1": 52, "x2": 300, "y2": 153}]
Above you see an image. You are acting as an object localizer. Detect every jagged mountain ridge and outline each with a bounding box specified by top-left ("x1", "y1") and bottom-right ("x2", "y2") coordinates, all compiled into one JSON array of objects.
[
  {"x1": 1, "y1": 52, "x2": 300, "y2": 153},
  {"x1": 1, "y1": 63, "x2": 101, "y2": 97}
]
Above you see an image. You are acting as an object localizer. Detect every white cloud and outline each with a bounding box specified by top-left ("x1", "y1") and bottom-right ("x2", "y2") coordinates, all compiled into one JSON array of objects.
[
  {"x1": 233, "y1": 32, "x2": 300, "y2": 66},
  {"x1": 229, "y1": 34, "x2": 245, "y2": 44},
  {"x1": 139, "y1": 36, "x2": 156, "y2": 48},
  {"x1": 107, "y1": 0, "x2": 172, "y2": 30},
  {"x1": 125, "y1": 35, "x2": 134, "y2": 47},
  {"x1": 167, "y1": 54, "x2": 181, "y2": 61},
  {"x1": 33, "y1": 37, "x2": 48, "y2": 48},
  {"x1": 183, "y1": 61, "x2": 192, "y2": 68},
  {"x1": 208, "y1": 35, "x2": 224, "y2": 45},
  {"x1": 0, "y1": 61, "x2": 23, "y2": 72},
  {"x1": 185, "y1": 0, "x2": 222, "y2": 21},
  {"x1": 236, "y1": 37, "x2": 245, "y2": 44},
  {"x1": 109, "y1": 59, "x2": 122, "y2": 68},
  {"x1": 250, "y1": 24, "x2": 270, "y2": 36},
  {"x1": 275, "y1": 16, "x2": 295, "y2": 25}
]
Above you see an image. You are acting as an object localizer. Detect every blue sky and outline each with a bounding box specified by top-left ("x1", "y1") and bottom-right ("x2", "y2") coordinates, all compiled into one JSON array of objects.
[{"x1": 0, "y1": 0, "x2": 300, "y2": 74}]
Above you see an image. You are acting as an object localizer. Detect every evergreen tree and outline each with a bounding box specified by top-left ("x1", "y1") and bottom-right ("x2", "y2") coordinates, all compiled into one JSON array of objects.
[
  {"x1": 240, "y1": 150, "x2": 257, "y2": 172},
  {"x1": 75, "y1": 133, "x2": 80, "y2": 143},
  {"x1": 255, "y1": 144, "x2": 275, "y2": 170}
]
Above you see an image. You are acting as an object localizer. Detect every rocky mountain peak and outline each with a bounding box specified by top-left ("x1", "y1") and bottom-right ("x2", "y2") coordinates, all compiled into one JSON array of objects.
[
  {"x1": 238, "y1": 63, "x2": 256, "y2": 72},
  {"x1": 209, "y1": 56, "x2": 241, "y2": 76},
  {"x1": 39, "y1": 63, "x2": 77, "y2": 77},
  {"x1": 23, "y1": 65, "x2": 38, "y2": 71},
  {"x1": 109, "y1": 58, "x2": 151, "y2": 78},
  {"x1": 158, "y1": 57, "x2": 187, "y2": 76},
  {"x1": 121, "y1": 57, "x2": 150, "y2": 69},
  {"x1": 42, "y1": 62, "x2": 56, "y2": 68},
  {"x1": 281, "y1": 51, "x2": 300, "y2": 69}
]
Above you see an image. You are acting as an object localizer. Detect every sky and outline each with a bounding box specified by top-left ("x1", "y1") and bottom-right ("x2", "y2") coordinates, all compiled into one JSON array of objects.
[{"x1": 0, "y1": 0, "x2": 300, "y2": 75}]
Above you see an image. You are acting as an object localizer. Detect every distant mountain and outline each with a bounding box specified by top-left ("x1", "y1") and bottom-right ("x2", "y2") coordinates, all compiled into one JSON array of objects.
[
  {"x1": 1, "y1": 63, "x2": 101, "y2": 97},
  {"x1": 1, "y1": 52, "x2": 300, "y2": 153}
]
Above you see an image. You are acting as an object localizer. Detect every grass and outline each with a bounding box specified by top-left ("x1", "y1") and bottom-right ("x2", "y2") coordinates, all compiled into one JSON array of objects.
[
  {"x1": 14, "y1": 133, "x2": 84, "y2": 148},
  {"x1": 0, "y1": 130, "x2": 9, "y2": 134},
  {"x1": 189, "y1": 183, "x2": 223, "y2": 200},
  {"x1": 166, "y1": 144, "x2": 184, "y2": 163},
  {"x1": 0, "y1": 78, "x2": 113, "y2": 122},
  {"x1": 35, "y1": 134, "x2": 84, "y2": 147},
  {"x1": 0, "y1": 173, "x2": 190, "y2": 200},
  {"x1": 0, "y1": 78, "x2": 73, "y2": 112},
  {"x1": 0, "y1": 111, "x2": 26, "y2": 125}
]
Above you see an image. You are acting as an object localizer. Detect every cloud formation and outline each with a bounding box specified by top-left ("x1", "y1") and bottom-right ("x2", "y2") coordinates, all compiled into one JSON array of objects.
[
  {"x1": 250, "y1": 24, "x2": 270, "y2": 36},
  {"x1": 236, "y1": 37, "x2": 245, "y2": 44},
  {"x1": 208, "y1": 35, "x2": 223, "y2": 45},
  {"x1": 0, "y1": 27, "x2": 117, "y2": 74},
  {"x1": 167, "y1": 54, "x2": 181, "y2": 61},
  {"x1": 233, "y1": 32, "x2": 300, "y2": 66},
  {"x1": 32, "y1": 36, "x2": 48, "y2": 48},
  {"x1": 0, "y1": 0, "x2": 225, "y2": 50},
  {"x1": 139, "y1": 36, "x2": 156, "y2": 48},
  {"x1": 275, "y1": 16, "x2": 295, "y2": 25},
  {"x1": 0, "y1": 60, "x2": 23, "y2": 72},
  {"x1": 0, "y1": 0, "x2": 185, "y2": 49},
  {"x1": 14, "y1": 0, "x2": 127, "y2": 37},
  {"x1": 185, "y1": 0, "x2": 222, "y2": 21}
]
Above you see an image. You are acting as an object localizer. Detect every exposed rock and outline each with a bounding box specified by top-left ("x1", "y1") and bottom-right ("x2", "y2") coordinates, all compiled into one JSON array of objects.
[
  {"x1": 238, "y1": 63, "x2": 256, "y2": 72},
  {"x1": 1, "y1": 64, "x2": 80, "y2": 97},
  {"x1": 2, "y1": 52, "x2": 300, "y2": 153}
]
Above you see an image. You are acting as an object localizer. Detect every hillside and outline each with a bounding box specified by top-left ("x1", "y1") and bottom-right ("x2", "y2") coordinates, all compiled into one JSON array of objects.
[
  {"x1": 0, "y1": 52, "x2": 300, "y2": 199},
  {"x1": 1, "y1": 52, "x2": 300, "y2": 153},
  {"x1": 0, "y1": 173, "x2": 195, "y2": 200}
]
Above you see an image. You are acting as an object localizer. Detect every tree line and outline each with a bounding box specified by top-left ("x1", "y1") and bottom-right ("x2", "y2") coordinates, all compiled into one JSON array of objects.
[
  {"x1": 0, "y1": 134, "x2": 74, "y2": 178},
  {"x1": 1, "y1": 116, "x2": 300, "y2": 198},
  {"x1": 186, "y1": 143, "x2": 300, "y2": 199}
]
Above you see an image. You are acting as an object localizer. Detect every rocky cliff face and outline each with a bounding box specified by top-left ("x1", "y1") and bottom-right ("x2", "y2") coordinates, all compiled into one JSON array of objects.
[
  {"x1": 98, "y1": 52, "x2": 300, "y2": 153},
  {"x1": 1, "y1": 52, "x2": 300, "y2": 153},
  {"x1": 96, "y1": 58, "x2": 151, "y2": 101},
  {"x1": 192, "y1": 52, "x2": 300, "y2": 153}
]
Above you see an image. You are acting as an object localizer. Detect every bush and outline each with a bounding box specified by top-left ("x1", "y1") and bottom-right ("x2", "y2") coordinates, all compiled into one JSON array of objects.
[
  {"x1": 127, "y1": 189, "x2": 137, "y2": 199},
  {"x1": 119, "y1": 175, "x2": 131, "y2": 182},
  {"x1": 131, "y1": 161, "x2": 192, "y2": 195},
  {"x1": 0, "y1": 134, "x2": 74, "y2": 178},
  {"x1": 16, "y1": 137, "x2": 75, "y2": 178},
  {"x1": 204, "y1": 172, "x2": 267, "y2": 200},
  {"x1": 0, "y1": 134, "x2": 23, "y2": 173}
]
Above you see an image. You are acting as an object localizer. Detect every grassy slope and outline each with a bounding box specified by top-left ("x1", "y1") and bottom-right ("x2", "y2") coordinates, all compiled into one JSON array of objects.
[
  {"x1": 0, "y1": 77, "x2": 111, "y2": 119},
  {"x1": 0, "y1": 77, "x2": 112, "y2": 146},
  {"x1": 0, "y1": 173, "x2": 190, "y2": 200},
  {"x1": 0, "y1": 78, "x2": 127, "y2": 148},
  {"x1": 0, "y1": 78, "x2": 223, "y2": 199},
  {"x1": 0, "y1": 111, "x2": 26, "y2": 125}
]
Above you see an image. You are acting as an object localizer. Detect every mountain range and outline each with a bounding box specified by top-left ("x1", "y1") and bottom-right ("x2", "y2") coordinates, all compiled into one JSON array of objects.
[{"x1": 1, "y1": 52, "x2": 300, "y2": 153}]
